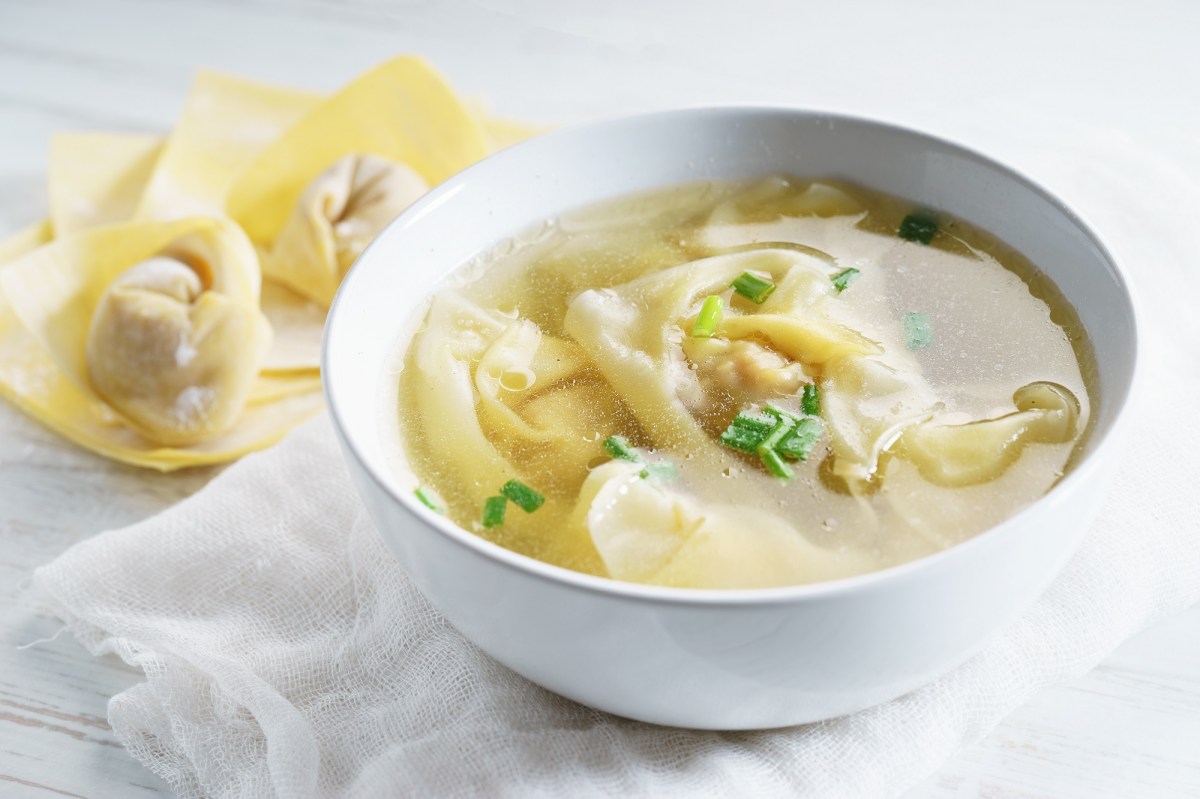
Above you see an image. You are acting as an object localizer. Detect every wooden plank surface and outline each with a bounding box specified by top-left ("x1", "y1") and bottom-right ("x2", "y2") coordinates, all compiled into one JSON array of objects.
[{"x1": 1, "y1": 1, "x2": 1197, "y2": 796}]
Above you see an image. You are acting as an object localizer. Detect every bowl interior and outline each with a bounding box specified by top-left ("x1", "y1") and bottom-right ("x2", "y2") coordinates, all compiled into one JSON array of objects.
[{"x1": 324, "y1": 108, "x2": 1137, "y2": 594}]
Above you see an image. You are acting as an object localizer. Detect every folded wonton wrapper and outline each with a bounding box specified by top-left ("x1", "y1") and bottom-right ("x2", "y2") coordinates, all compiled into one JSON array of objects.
[
  {"x1": 130, "y1": 70, "x2": 328, "y2": 374},
  {"x1": 229, "y1": 56, "x2": 491, "y2": 316},
  {"x1": 576, "y1": 460, "x2": 869, "y2": 588},
  {"x1": 140, "y1": 58, "x2": 509, "y2": 365},
  {"x1": 0, "y1": 56, "x2": 538, "y2": 469},
  {"x1": 136, "y1": 72, "x2": 322, "y2": 222},
  {"x1": 0, "y1": 218, "x2": 322, "y2": 469},
  {"x1": 227, "y1": 56, "x2": 491, "y2": 246},
  {"x1": 262, "y1": 154, "x2": 429, "y2": 306},
  {"x1": 85, "y1": 255, "x2": 270, "y2": 445}
]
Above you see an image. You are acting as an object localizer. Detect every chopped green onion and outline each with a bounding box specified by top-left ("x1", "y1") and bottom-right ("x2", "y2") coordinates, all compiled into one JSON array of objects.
[
  {"x1": 904, "y1": 311, "x2": 933, "y2": 351},
  {"x1": 899, "y1": 213, "x2": 938, "y2": 244},
  {"x1": 720, "y1": 424, "x2": 766, "y2": 453},
  {"x1": 758, "y1": 416, "x2": 796, "y2": 452},
  {"x1": 801, "y1": 383, "x2": 820, "y2": 416},
  {"x1": 500, "y1": 479, "x2": 545, "y2": 513},
  {"x1": 776, "y1": 417, "x2": 824, "y2": 462},
  {"x1": 756, "y1": 417, "x2": 798, "y2": 480},
  {"x1": 482, "y1": 496, "x2": 507, "y2": 528},
  {"x1": 719, "y1": 411, "x2": 775, "y2": 452},
  {"x1": 691, "y1": 295, "x2": 723, "y2": 338},
  {"x1": 602, "y1": 435, "x2": 639, "y2": 462},
  {"x1": 732, "y1": 410, "x2": 775, "y2": 435},
  {"x1": 759, "y1": 447, "x2": 795, "y2": 480},
  {"x1": 831, "y1": 267, "x2": 861, "y2": 293},
  {"x1": 640, "y1": 461, "x2": 679, "y2": 483},
  {"x1": 731, "y1": 272, "x2": 776, "y2": 304},
  {"x1": 720, "y1": 403, "x2": 820, "y2": 478},
  {"x1": 413, "y1": 486, "x2": 445, "y2": 514},
  {"x1": 763, "y1": 403, "x2": 803, "y2": 424}
]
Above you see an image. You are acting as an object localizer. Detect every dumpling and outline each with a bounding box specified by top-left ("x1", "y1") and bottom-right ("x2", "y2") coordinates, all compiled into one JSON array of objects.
[
  {"x1": 576, "y1": 460, "x2": 868, "y2": 588},
  {"x1": 223, "y1": 56, "x2": 492, "y2": 337},
  {"x1": 892, "y1": 381, "x2": 1080, "y2": 487},
  {"x1": 228, "y1": 56, "x2": 490, "y2": 248},
  {"x1": 409, "y1": 291, "x2": 632, "y2": 502},
  {"x1": 565, "y1": 246, "x2": 884, "y2": 456},
  {"x1": 262, "y1": 154, "x2": 429, "y2": 306},
  {"x1": 0, "y1": 216, "x2": 318, "y2": 467},
  {"x1": 86, "y1": 255, "x2": 270, "y2": 445}
]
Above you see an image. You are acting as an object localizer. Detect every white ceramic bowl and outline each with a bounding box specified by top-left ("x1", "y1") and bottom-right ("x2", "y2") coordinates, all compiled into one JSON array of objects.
[{"x1": 323, "y1": 109, "x2": 1139, "y2": 730}]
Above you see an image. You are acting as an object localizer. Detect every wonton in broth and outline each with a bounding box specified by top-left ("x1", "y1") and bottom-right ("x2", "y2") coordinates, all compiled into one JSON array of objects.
[{"x1": 389, "y1": 176, "x2": 1092, "y2": 589}]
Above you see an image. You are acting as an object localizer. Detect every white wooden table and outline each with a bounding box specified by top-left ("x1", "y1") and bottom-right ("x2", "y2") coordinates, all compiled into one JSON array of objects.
[{"x1": 2, "y1": 1, "x2": 1198, "y2": 796}]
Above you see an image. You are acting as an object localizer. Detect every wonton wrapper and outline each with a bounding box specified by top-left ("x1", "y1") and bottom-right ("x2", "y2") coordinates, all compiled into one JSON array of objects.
[
  {"x1": 227, "y1": 55, "x2": 490, "y2": 246},
  {"x1": 136, "y1": 71, "x2": 322, "y2": 222},
  {"x1": 410, "y1": 291, "x2": 630, "y2": 504},
  {"x1": 49, "y1": 132, "x2": 163, "y2": 235},
  {"x1": 0, "y1": 220, "x2": 52, "y2": 263},
  {"x1": 137, "y1": 60, "x2": 494, "y2": 370},
  {"x1": 127, "y1": 70, "x2": 326, "y2": 374},
  {"x1": 86, "y1": 256, "x2": 270, "y2": 445},
  {"x1": 0, "y1": 217, "x2": 322, "y2": 468},
  {"x1": 698, "y1": 192, "x2": 1088, "y2": 500},
  {"x1": 575, "y1": 460, "x2": 868, "y2": 588},
  {"x1": 0, "y1": 58, "x2": 533, "y2": 468},
  {"x1": 893, "y1": 382, "x2": 1080, "y2": 488},
  {"x1": 565, "y1": 247, "x2": 880, "y2": 456},
  {"x1": 706, "y1": 176, "x2": 867, "y2": 229},
  {"x1": 262, "y1": 154, "x2": 429, "y2": 306}
]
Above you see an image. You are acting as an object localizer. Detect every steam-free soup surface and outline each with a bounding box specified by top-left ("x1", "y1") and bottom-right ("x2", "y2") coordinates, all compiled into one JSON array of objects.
[{"x1": 390, "y1": 176, "x2": 1091, "y2": 589}]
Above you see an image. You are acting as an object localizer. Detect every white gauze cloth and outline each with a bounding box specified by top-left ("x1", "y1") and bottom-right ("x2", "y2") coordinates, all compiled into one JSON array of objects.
[{"x1": 28, "y1": 134, "x2": 1200, "y2": 798}]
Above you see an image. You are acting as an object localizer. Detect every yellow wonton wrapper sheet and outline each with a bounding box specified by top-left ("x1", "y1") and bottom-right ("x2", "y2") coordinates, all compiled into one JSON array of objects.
[
  {"x1": 0, "y1": 218, "x2": 323, "y2": 470},
  {"x1": 1, "y1": 216, "x2": 261, "y2": 387},
  {"x1": 132, "y1": 61, "x2": 539, "y2": 373},
  {"x1": 0, "y1": 56, "x2": 541, "y2": 469},
  {"x1": 0, "y1": 220, "x2": 52, "y2": 263},
  {"x1": 116, "y1": 70, "x2": 325, "y2": 374},
  {"x1": 227, "y1": 55, "x2": 492, "y2": 245},
  {"x1": 49, "y1": 133, "x2": 162, "y2": 235},
  {"x1": 137, "y1": 71, "x2": 322, "y2": 221},
  {"x1": 46, "y1": 121, "x2": 328, "y2": 377}
]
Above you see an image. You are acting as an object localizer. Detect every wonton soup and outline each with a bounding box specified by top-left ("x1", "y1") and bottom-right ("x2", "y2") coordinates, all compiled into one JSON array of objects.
[{"x1": 387, "y1": 176, "x2": 1092, "y2": 590}]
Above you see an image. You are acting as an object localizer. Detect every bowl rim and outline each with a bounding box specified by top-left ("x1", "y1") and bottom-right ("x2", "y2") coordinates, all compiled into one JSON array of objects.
[{"x1": 323, "y1": 105, "x2": 1142, "y2": 607}]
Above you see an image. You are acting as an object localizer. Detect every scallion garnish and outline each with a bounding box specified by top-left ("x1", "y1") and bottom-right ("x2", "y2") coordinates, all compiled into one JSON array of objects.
[
  {"x1": 720, "y1": 403, "x2": 825, "y2": 479},
  {"x1": 756, "y1": 416, "x2": 797, "y2": 481},
  {"x1": 801, "y1": 383, "x2": 820, "y2": 416},
  {"x1": 776, "y1": 417, "x2": 824, "y2": 462},
  {"x1": 899, "y1": 213, "x2": 938, "y2": 244},
  {"x1": 718, "y1": 410, "x2": 775, "y2": 452},
  {"x1": 763, "y1": 403, "x2": 803, "y2": 424},
  {"x1": 482, "y1": 496, "x2": 507, "y2": 528},
  {"x1": 759, "y1": 448, "x2": 794, "y2": 480},
  {"x1": 904, "y1": 311, "x2": 933, "y2": 351},
  {"x1": 831, "y1": 267, "x2": 861, "y2": 293},
  {"x1": 732, "y1": 410, "x2": 776, "y2": 434},
  {"x1": 731, "y1": 272, "x2": 776, "y2": 304},
  {"x1": 719, "y1": 425, "x2": 766, "y2": 453},
  {"x1": 691, "y1": 295, "x2": 723, "y2": 338},
  {"x1": 758, "y1": 416, "x2": 795, "y2": 452},
  {"x1": 500, "y1": 479, "x2": 544, "y2": 513},
  {"x1": 414, "y1": 486, "x2": 445, "y2": 514},
  {"x1": 602, "y1": 435, "x2": 639, "y2": 462}
]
